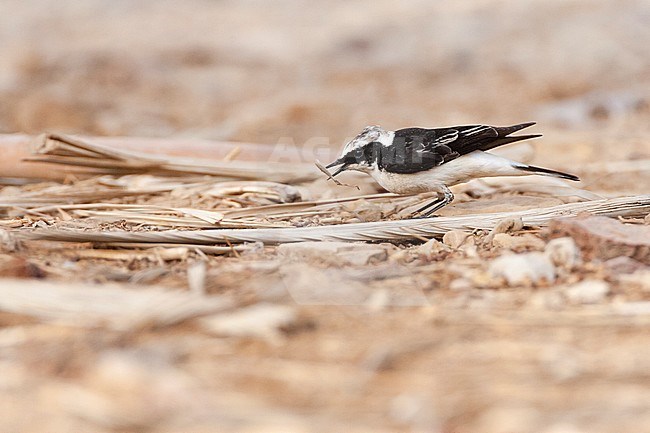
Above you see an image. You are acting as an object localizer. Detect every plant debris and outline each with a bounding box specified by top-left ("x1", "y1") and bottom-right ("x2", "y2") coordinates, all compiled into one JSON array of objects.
[{"x1": 314, "y1": 159, "x2": 360, "y2": 189}]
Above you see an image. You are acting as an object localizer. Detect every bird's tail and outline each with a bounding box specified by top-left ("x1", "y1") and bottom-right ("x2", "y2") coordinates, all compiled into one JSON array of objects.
[
  {"x1": 514, "y1": 164, "x2": 580, "y2": 181},
  {"x1": 493, "y1": 121, "x2": 537, "y2": 136}
]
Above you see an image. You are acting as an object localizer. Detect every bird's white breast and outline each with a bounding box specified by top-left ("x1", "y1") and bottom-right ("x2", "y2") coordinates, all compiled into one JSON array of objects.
[{"x1": 370, "y1": 151, "x2": 522, "y2": 194}]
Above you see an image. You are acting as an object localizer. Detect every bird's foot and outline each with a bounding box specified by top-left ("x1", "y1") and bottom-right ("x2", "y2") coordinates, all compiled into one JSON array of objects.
[
  {"x1": 412, "y1": 213, "x2": 440, "y2": 219},
  {"x1": 409, "y1": 188, "x2": 454, "y2": 219}
]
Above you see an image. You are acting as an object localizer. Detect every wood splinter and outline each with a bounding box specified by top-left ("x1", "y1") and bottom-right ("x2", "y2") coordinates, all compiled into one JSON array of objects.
[{"x1": 314, "y1": 159, "x2": 360, "y2": 190}]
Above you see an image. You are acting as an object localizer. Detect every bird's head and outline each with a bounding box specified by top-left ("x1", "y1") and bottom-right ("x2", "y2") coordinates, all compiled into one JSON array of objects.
[{"x1": 325, "y1": 125, "x2": 390, "y2": 176}]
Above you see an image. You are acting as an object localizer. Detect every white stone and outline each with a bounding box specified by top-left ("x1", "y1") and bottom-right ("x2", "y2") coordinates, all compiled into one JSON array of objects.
[
  {"x1": 618, "y1": 270, "x2": 650, "y2": 292},
  {"x1": 545, "y1": 237, "x2": 582, "y2": 269},
  {"x1": 485, "y1": 216, "x2": 524, "y2": 243},
  {"x1": 187, "y1": 261, "x2": 207, "y2": 295},
  {"x1": 492, "y1": 233, "x2": 545, "y2": 250},
  {"x1": 564, "y1": 280, "x2": 610, "y2": 304},
  {"x1": 366, "y1": 289, "x2": 391, "y2": 311},
  {"x1": 417, "y1": 238, "x2": 449, "y2": 257},
  {"x1": 449, "y1": 278, "x2": 473, "y2": 291},
  {"x1": 489, "y1": 252, "x2": 556, "y2": 285},
  {"x1": 442, "y1": 230, "x2": 470, "y2": 249},
  {"x1": 0, "y1": 229, "x2": 18, "y2": 252},
  {"x1": 613, "y1": 301, "x2": 650, "y2": 315},
  {"x1": 201, "y1": 303, "x2": 296, "y2": 341}
]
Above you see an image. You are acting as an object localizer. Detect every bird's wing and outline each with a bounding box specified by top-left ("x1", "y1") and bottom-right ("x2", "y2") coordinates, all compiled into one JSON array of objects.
[{"x1": 380, "y1": 123, "x2": 538, "y2": 174}]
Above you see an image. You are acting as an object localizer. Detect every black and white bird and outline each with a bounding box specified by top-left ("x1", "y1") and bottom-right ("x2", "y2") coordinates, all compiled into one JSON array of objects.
[{"x1": 325, "y1": 122, "x2": 579, "y2": 217}]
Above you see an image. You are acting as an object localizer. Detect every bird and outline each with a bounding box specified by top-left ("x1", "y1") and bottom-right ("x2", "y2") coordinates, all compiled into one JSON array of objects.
[{"x1": 325, "y1": 122, "x2": 579, "y2": 217}]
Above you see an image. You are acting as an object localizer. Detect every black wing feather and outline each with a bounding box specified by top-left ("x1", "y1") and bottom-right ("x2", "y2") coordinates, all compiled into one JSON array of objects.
[{"x1": 377, "y1": 122, "x2": 538, "y2": 174}]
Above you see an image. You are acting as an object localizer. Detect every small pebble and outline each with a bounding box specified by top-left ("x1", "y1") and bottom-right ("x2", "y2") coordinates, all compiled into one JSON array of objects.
[
  {"x1": 492, "y1": 233, "x2": 545, "y2": 250},
  {"x1": 564, "y1": 280, "x2": 610, "y2": 304},
  {"x1": 417, "y1": 238, "x2": 449, "y2": 258},
  {"x1": 449, "y1": 278, "x2": 473, "y2": 291},
  {"x1": 489, "y1": 252, "x2": 556, "y2": 285},
  {"x1": 485, "y1": 217, "x2": 524, "y2": 243},
  {"x1": 201, "y1": 303, "x2": 297, "y2": 341},
  {"x1": 604, "y1": 256, "x2": 646, "y2": 275},
  {"x1": 617, "y1": 270, "x2": 650, "y2": 292},
  {"x1": 545, "y1": 237, "x2": 582, "y2": 269},
  {"x1": 442, "y1": 230, "x2": 470, "y2": 249}
]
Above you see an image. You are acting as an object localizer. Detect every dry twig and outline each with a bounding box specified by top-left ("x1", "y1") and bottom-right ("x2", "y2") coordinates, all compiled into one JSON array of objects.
[
  {"x1": 314, "y1": 159, "x2": 360, "y2": 190},
  {"x1": 24, "y1": 133, "x2": 318, "y2": 183}
]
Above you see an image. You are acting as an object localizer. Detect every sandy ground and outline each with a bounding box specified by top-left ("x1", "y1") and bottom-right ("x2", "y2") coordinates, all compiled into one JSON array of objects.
[{"x1": 1, "y1": 1, "x2": 649, "y2": 432}]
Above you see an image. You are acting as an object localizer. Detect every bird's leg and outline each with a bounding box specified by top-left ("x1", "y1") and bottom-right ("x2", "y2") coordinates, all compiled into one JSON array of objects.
[
  {"x1": 414, "y1": 187, "x2": 454, "y2": 218},
  {"x1": 413, "y1": 196, "x2": 444, "y2": 215}
]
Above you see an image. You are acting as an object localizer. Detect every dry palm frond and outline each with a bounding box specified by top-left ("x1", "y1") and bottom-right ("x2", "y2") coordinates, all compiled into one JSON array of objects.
[
  {"x1": 220, "y1": 193, "x2": 399, "y2": 218},
  {"x1": 201, "y1": 181, "x2": 303, "y2": 202},
  {"x1": 1, "y1": 175, "x2": 305, "y2": 220},
  {"x1": 0, "y1": 175, "x2": 199, "y2": 211},
  {"x1": 25, "y1": 133, "x2": 318, "y2": 183},
  {"x1": 63, "y1": 243, "x2": 249, "y2": 259},
  {"x1": 15, "y1": 193, "x2": 412, "y2": 229},
  {"x1": 23, "y1": 194, "x2": 650, "y2": 244},
  {"x1": 66, "y1": 247, "x2": 193, "y2": 261},
  {"x1": 67, "y1": 205, "x2": 289, "y2": 228},
  {"x1": 98, "y1": 242, "x2": 251, "y2": 255}
]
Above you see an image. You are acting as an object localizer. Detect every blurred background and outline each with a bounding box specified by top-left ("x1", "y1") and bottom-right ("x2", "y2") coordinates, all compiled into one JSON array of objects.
[
  {"x1": 1, "y1": 2, "x2": 650, "y2": 433},
  {"x1": 1, "y1": 0, "x2": 649, "y2": 154}
]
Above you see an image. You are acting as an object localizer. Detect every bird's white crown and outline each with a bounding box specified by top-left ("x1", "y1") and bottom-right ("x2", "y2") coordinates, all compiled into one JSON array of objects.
[{"x1": 340, "y1": 125, "x2": 390, "y2": 156}]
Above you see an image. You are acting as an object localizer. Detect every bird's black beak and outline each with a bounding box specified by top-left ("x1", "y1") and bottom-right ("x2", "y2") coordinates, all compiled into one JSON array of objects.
[{"x1": 325, "y1": 159, "x2": 349, "y2": 177}]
